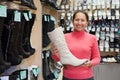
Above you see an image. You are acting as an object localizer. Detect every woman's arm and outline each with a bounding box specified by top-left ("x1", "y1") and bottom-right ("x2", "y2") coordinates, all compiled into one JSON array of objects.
[
  {"x1": 90, "y1": 36, "x2": 101, "y2": 66},
  {"x1": 51, "y1": 43, "x2": 60, "y2": 62}
]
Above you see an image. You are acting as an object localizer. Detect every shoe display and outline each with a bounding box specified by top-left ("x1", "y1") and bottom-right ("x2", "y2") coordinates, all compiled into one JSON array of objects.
[
  {"x1": 109, "y1": 42, "x2": 115, "y2": 52},
  {"x1": 104, "y1": 40, "x2": 109, "y2": 52},
  {"x1": 21, "y1": 0, "x2": 37, "y2": 10}
]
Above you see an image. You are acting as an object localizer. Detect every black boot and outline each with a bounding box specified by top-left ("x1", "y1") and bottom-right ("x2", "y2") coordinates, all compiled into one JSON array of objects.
[
  {"x1": 42, "y1": 15, "x2": 55, "y2": 48},
  {"x1": 9, "y1": 69, "x2": 28, "y2": 80},
  {"x1": 21, "y1": 0, "x2": 37, "y2": 10},
  {"x1": 16, "y1": 11, "x2": 31, "y2": 58},
  {"x1": 4, "y1": 9, "x2": 23, "y2": 66},
  {"x1": 0, "y1": 17, "x2": 11, "y2": 74},
  {"x1": 27, "y1": 14, "x2": 36, "y2": 54},
  {"x1": 22, "y1": 13, "x2": 36, "y2": 55},
  {"x1": 47, "y1": 0, "x2": 60, "y2": 10}
]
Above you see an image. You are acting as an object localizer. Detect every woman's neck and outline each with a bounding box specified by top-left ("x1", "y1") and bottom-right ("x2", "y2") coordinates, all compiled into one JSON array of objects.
[{"x1": 72, "y1": 29, "x2": 85, "y2": 38}]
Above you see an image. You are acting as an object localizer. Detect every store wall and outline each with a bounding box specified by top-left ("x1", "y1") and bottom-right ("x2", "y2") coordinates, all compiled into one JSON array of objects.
[{"x1": 0, "y1": 0, "x2": 43, "y2": 80}]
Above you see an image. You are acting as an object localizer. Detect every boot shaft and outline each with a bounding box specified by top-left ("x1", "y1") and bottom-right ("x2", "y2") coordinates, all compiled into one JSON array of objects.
[
  {"x1": 0, "y1": 17, "x2": 5, "y2": 50},
  {"x1": 47, "y1": 27, "x2": 88, "y2": 66},
  {"x1": 5, "y1": 9, "x2": 21, "y2": 50},
  {"x1": 22, "y1": 13, "x2": 36, "y2": 54},
  {"x1": 2, "y1": 9, "x2": 23, "y2": 65},
  {"x1": 0, "y1": 17, "x2": 5, "y2": 60}
]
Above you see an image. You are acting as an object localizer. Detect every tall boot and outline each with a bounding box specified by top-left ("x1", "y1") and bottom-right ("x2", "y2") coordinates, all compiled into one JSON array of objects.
[
  {"x1": 42, "y1": 15, "x2": 55, "y2": 48},
  {"x1": 0, "y1": 17, "x2": 11, "y2": 74},
  {"x1": 22, "y1": 13, "x2": 36, "y2": 55},
  {"x1": 47, "y1": 27, "x2": 88, "y2": 66},
  {"x1": 17, "y1": 11, "x2": 31, "y2": 58},
  {"x1": 5, "y1": 9, "x2": 23, "y2": 65},
  {"x1": 27, "y1": 14, "x2": 36, "y2": 54},
  {"x1": 21, "y1": 0, "x2": 37, "y2": 10}
]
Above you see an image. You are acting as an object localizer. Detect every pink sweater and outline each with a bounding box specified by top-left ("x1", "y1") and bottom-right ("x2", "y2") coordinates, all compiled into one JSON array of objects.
[{"x1": 52, "y1": 30, "x2": 101, "y2": 79}]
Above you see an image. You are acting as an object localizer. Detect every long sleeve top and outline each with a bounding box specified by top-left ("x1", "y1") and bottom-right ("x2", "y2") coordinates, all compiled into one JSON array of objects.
[{"x1": 52, "y1": 30, "x2": 101, "y2": 79}]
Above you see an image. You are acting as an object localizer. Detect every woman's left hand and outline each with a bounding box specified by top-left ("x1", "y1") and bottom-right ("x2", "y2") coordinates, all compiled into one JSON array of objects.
[{"x1": 82, "y1": 60, "x2": 92, "y2": 67}]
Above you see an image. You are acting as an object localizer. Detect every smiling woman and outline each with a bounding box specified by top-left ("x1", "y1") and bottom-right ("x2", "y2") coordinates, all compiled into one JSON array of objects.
[
  {"x1": 72, "y1": 10, "x2": 89, "y2": 32},
  {"x1": 50, "y1": 10, "x2": 101, "y2": 80}
]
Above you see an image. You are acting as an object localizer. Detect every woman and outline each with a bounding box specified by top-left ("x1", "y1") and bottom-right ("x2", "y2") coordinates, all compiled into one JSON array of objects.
[{"x1": 51, "y1": 10, "x2": 101, "y2": 80}]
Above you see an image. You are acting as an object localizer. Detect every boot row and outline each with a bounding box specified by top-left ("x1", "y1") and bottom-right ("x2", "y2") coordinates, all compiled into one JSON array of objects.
[
  {"x1": 3, "y1": 0, "x2": 37, "y2": 10},
  {"x1": 0, "y1": 9, "x2": 36, "y2": 74},
  {"x1": 0, "y1": 65, "x2": 40, "y2": 80}
]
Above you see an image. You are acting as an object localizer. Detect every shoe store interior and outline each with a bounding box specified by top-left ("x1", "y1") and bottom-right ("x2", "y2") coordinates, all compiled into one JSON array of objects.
[{"x1": 0, "y1": 0, "x2": 120, "y2": 80}]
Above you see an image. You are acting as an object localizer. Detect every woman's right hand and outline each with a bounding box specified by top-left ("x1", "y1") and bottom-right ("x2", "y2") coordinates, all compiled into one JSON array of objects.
[{"x1": 51, "y1": 43, "x2": 59, "y2": 55}]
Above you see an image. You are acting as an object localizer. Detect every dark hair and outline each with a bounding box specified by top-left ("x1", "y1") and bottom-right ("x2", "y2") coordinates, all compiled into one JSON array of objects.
[{"x1": 72, "y1": 10, "x2": 89, "y2": 22}]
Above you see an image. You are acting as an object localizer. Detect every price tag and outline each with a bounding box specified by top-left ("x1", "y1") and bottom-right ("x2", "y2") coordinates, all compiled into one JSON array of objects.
[
  {"x1": 115, "y1": 48, "x2": 119, "y2": 52},
  {"x1": 74, "y1": 6, "x2": 77, "y2": 11},
  {"x1": 118, "y1": 29, "x2": 120, "y2": 34},
  {"x1": 108, "y1": 16, "x2": 111, "y2": 19},
  {"x1": 23, "y1": 12, "x2": 29, "y2": 21},
  {"x1": 92, "y1": 5, "x2": 96, "y2": 10},
  {"x1": 116, "y1": 16, "x2": 119, "y2": 19},
  {"x1": 111, "y1": 5, "x2": 115, "y2": 9},
  {"x1": 28, "y1": 11, "x2": 32, "y2": 19},
  {"x1": 94, "y1": 16, "x2": 98, "y2": 20},
  {"x1": 36, "y1": 67, "x2": 40, "y2": 74},
  {"x1": 14, "y1": 11, "x2": 21, "y2": 22},
  {"x1": 111, "y1": 16, "x2": 115, "y2": 20},
  {"x1": 87, "y1": 5, "x2": 91, "y2": 9},
  {"x1": 101, "y1": 5, "x2": 105, "y2": 9},
  {"x1": 78, "y1": 6, "x2": 82, "y2": 10},
  {"x1": 106, "y1": 4, "x2": 110, "y2": 8},
  {"x1": 83, "y1": 6, "x2": 87, "y2": 10},
  {"x1": 97, "y1": 5, "x2": 101, "y2": 9},
  {"x1": 0, "y1": 5, "x2": 7, "y2": 17},
  {"x1": 61, "y1": 5, "x2": 64, "y2": 9},
  {"x1": 65, "y1": 4, "x2": 69, "y2": 9},
  {"x1": 0, "y1": 76, "x2": 9, "y2": 80},
  {"x1": 16, "y1": 78, "x2": 20, "y2": 80},
  {"x1": 116, "y1": 4, "x2": 119, "y2": 9},
  {"x1": 20, "y1": 70, "x2": 27, "y2": 79},
  {"x1": 32, "y1": 68, "x2": 37, "y2": 77},
  {"x1": 50, "y1": 15, "x2": 56, "y2": 24},
  {"x1": 53, "y1": 71, "x2": 59, "y2": 78}
]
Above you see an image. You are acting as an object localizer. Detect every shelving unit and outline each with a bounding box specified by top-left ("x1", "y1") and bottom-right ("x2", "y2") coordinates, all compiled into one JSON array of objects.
[{"x1": 0, "y1": 0, "x2": 43, "y2": 80}]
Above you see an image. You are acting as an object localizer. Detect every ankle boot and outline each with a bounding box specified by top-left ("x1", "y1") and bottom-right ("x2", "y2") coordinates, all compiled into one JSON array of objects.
[
  {"x1": 0, "y1": 17, "x2": 11, "y2": 74},
  {"x1": 4, "y1": 9, "x2": 23, "y2": 65},
  {"x1": 47, "y1": 27, "x2": 88, "y2": 66},
  {"x1": 16, "y1": 11, "x2": 31, "y2": 58},
  {"x1": 22, "y1": 13, "x2": 36, "y2": 55},
  {"x1": 21, "y1": 0, "x2": 37, "y2": 10}
]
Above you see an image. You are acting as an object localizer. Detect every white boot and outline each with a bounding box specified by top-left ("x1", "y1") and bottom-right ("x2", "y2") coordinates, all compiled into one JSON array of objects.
[{"x1": 47, "y1": 27, "x2": 88, "y2": 66}]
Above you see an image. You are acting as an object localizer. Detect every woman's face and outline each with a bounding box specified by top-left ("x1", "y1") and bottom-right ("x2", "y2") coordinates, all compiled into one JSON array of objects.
[{"x1": 73, "y1": 12, "x2": 88, "y2": 31}]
